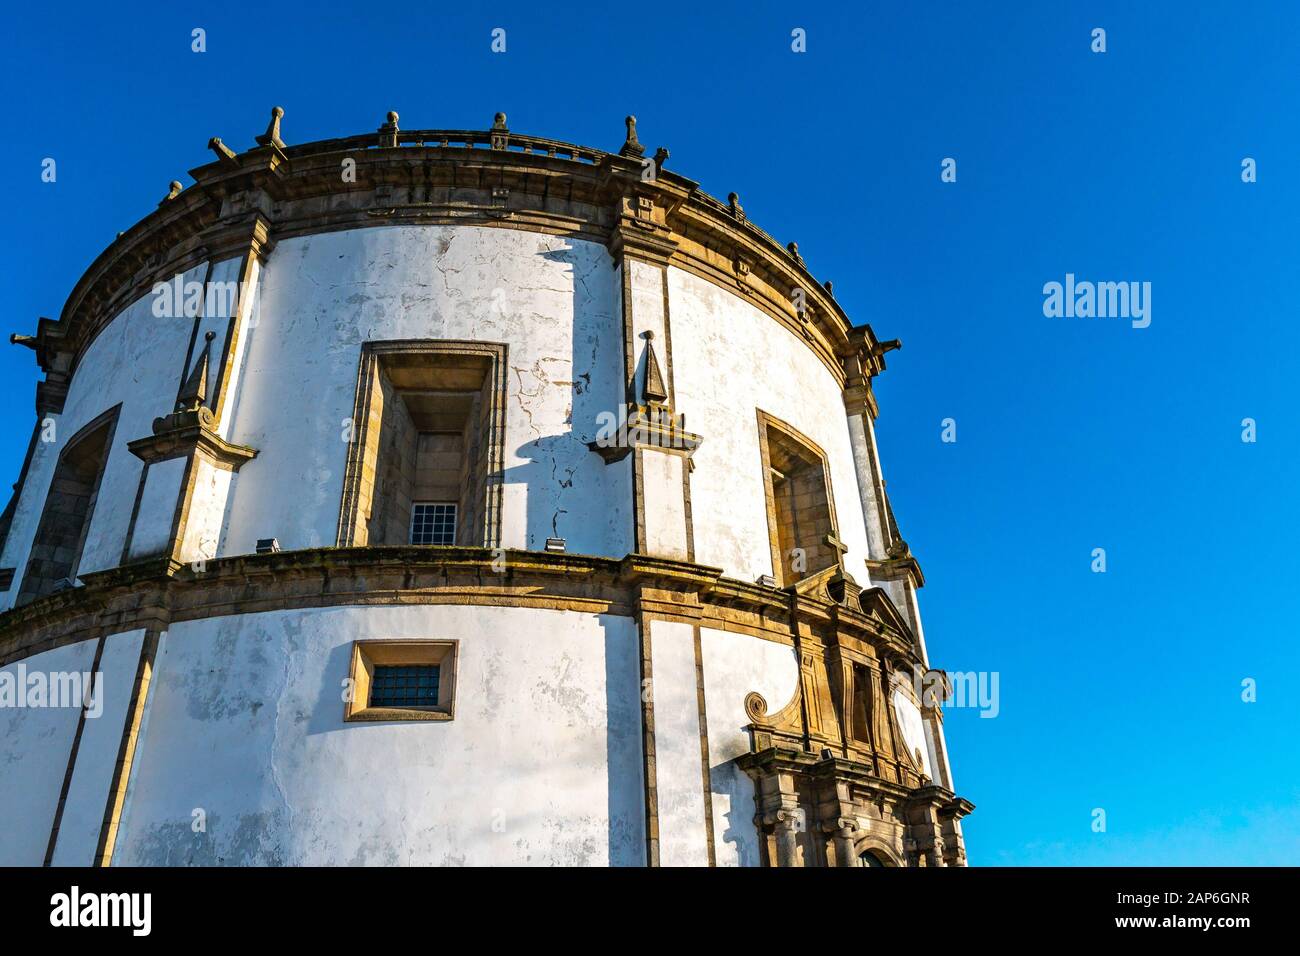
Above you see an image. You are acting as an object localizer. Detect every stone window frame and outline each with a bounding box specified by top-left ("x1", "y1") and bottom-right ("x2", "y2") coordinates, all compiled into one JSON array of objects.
[
  {"x1": 755, "y1": 409, "x2": 842, "y2": 587},
  {"x1": 16, "y1": 404, "x2": 121, "y2": 605},
  {"x1": 345, "y1": 639, "x2": 458, "y2": 722},
  {"x1": 336, "y1": 340, "x2": 508, "y2": 549}
]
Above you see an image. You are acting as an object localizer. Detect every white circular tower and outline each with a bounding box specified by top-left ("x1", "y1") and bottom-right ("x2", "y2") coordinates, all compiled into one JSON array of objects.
[{"x1": 0, "y1": 110, "x2": 971, "y2": 867}]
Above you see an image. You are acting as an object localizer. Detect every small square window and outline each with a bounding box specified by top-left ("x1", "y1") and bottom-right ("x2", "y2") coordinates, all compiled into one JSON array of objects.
[
  {"x1": 345, "y1": 640, "x2": 457, "y2": 722},
  {"x1": 411, "y1": 502, "x2": 457, "y2": 545}
]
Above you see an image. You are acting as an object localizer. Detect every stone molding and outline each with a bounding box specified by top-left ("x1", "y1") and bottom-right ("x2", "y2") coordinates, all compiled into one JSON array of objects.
[
  {"x1": 735, "y1": 746, "x2": 974, "y2": 867},
  {"x1": 126, "y1": 420, "x2": 257, "y2": 471},
  {"x1": 22, "y1": 113, "x2": 878, "y2": 401},
  {"x1": 0, "y1": 546, "x2": 922, "y2": 671},
  {"x1": 586, "y1": 403, "x2": 703, "y2": 464}
]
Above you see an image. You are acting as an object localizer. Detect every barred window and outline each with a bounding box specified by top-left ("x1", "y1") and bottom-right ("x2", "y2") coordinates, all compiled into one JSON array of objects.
[
  {"x1": 345, "y1": 640, "x2": 457, "y2": 722},
  {"x1": 337, "y1": 341, "x2": 506, "y2": 550},
  {"x1": 369, "y1": 664, "x2": 440, "y2": 708},
  {"x1": 411, "y1": 502, "x2": 457, "y2": 545}
]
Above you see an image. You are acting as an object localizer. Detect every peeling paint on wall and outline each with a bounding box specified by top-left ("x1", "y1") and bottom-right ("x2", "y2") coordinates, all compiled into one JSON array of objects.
[
  {"x1": 112, "y1": 605, "x2": 645, "y2": 866},
  {"x1": 216, "y1": 226, "x2": 631, "y2": 559}
]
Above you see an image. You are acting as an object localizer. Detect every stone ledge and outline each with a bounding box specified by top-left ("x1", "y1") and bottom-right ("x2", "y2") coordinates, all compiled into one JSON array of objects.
[{"x1": 0, "y1": 546, "x2": 919, "y2": 670}]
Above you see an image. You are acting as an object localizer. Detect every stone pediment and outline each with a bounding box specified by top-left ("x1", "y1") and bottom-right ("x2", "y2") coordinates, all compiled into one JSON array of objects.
[{"x1": 857, "y1": 586, "x2": 914, "y2": 643}]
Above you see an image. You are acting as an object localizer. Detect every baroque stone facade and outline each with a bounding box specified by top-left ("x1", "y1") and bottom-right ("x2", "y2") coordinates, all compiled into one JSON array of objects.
[{"x1": 0, "y1": 110, "x2": 971, "y2": 867}]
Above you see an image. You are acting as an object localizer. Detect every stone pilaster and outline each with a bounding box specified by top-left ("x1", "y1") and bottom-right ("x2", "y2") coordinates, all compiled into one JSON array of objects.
[
  {"x1": 124, "y1": 334, "x2": 258, "y2": 568},
  {"x1": 752, "y1": 770, "x2": 804, "y2": 867},
  {"x1": 119, "y1": 213, "x2": 270, "y2": 568},
  {"x1": 904, "y1": 790, "x2": 947, "y2": 867}
]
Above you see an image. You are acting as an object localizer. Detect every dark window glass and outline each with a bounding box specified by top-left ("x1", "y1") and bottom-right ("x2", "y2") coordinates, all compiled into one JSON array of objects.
[{"x1": 370, "y1": 664, "x2": 440, "y2": 708}]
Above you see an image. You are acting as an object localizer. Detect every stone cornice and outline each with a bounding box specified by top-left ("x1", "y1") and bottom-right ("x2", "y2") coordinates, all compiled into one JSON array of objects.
[
  {"x1": 866, "y1": 554, "x2": 926, "y2": 589},
  {"x1": 737, "y1": 747, "x2": 915, "y2": 797},
  {"x1": 735, "y1": 748, "x2": 973, "y2": 812},
  {"x1": 126, "y1": 421, "x2": 258, "y2": 470},
  {"x1": 586, "y1": 403, "x2": 704, "y2": 463},
  {"x1": 0, "y1": 546, "x2": 917, "y2": 669},
  {"x1": 21, "y1": 113, "x2": 883, "y2": 397}
]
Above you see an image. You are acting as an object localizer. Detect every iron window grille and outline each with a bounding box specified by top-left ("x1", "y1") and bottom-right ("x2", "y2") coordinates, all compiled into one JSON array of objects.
[{"x1": 410, "y1": 502, "x2": 457, "y2": 545}]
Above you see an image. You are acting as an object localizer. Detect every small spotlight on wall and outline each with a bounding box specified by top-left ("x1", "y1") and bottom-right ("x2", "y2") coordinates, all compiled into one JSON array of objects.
[
  {"x1": 544, "y1": 537, "x2": 566, "y2": 553},
  {"x1": 256, "y1": 538, "x2": 281, "y2": 554},
  {"x1": 755, "y1": 574, "x2": 777, "y2": 588}
]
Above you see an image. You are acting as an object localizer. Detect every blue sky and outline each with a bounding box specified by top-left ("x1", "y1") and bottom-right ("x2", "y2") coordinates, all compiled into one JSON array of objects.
[{"x1": 3, "y1": 2, "x2": 1297, "y2": 864}]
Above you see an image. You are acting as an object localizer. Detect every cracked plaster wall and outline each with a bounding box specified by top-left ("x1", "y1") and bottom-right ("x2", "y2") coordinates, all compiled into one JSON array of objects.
[
  {"x1": 217, "y1": 225, "x2": 631, "y2": 557},
  {"x1": 0, "y1": 638, "x2": 96, "y2": 864},
  {"x1": 699, "y1": 628, "x2": 800, "y2": 867},
  {"x1": 667, "y1": 268, "x2": 875, "y2": 589},
  {"x1": 2, "y1": 220, "x2": 918, "y2": 868},
  {"x1": 111, "y1": 605, "x2": 644, "y2": 866},
  {"x1": 0, "y1": 268, "x2": 204, "y2": 611}
]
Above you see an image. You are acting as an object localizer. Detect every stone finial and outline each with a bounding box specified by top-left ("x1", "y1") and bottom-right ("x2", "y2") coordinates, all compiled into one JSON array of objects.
[
  {"x1": 490, "y1": 112, "x2": 509, "y2": 150},
  {"x1": 787, "y1": 241, "x2": 803, "y2": 266},
  {"x1": 10, "y1": 334, "x2": 37, "y2": 351},
  {"x1": 255, "y1": 106, "x2": 286, "y2": 149},
  {"x1": 378, "y1": 110, "x2": 400, "y2": 148},
  {"x1": 642, "y1": 331, "x2": 668, "y2": 403},
  {"x1": 177, "y1": 331, "x2": 216, "y2": 412},
  {"x1": 728, "y1": 192, "x2": 745, "y2": 221},
  {"x1": 620, "y1": 115, "x2": 644, "y2": 158},
  {"x1": 208, "y1": 137, "x2": 238, "y2": 165},
  {"x1": 160, "y1": 181, "x2": 183, "y2": 205}
]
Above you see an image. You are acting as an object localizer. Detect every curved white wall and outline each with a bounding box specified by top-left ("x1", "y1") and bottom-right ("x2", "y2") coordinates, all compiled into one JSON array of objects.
[
  {"x1": 0, "y1": 266, "x2": 203, "y2": 612},
  {"x1": 113, "y1": 605, "x2": 644, "y2": 866},
  {"x1": 0, "y1": 219, "x2": 915, "y2": 867},
  {"x1": 3, "y1": 223, "x2": 877, "y2": 587},
  {"x1": 0, "y1": 639, "x2": 98, "y2": 864},
  {"x1": 217, "y1": 225, "x2": 631, "y2": 558},
  {"x1": 668, "y1": 268, "x2": 874, "y2": 586},
  {"x1": 892, "y1": 688, "x2": 934, "y2": 780},
  {"x1": 701, "y1": 628, "x2": 800, "y2": 867}
]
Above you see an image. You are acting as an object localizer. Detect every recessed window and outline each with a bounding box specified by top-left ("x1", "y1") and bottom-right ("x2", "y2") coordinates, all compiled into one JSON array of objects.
[
  {"x1": 850, "y1": 663, "x2": 873, "y2": 745},
  {"x1": 410, "y1": 501, "x2": 456, "y2": 545},
  {"x1": 345, "y1": 640, "x2": 457, "y2": 722},
  {"x1": 756, "y1": 410, "x2": 840, "y2": 586},
  {"x1": 17, "y1": 406, "x2": 119, "y2": 605},
  {"x1": 336, "y1": 341, "x2": 507, "y2": 549}
]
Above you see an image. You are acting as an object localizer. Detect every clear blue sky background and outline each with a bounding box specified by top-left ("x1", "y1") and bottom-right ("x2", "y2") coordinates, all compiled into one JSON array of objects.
[{"x1": 3, "y1": 2, "x2": 1296, "y2": 865}]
